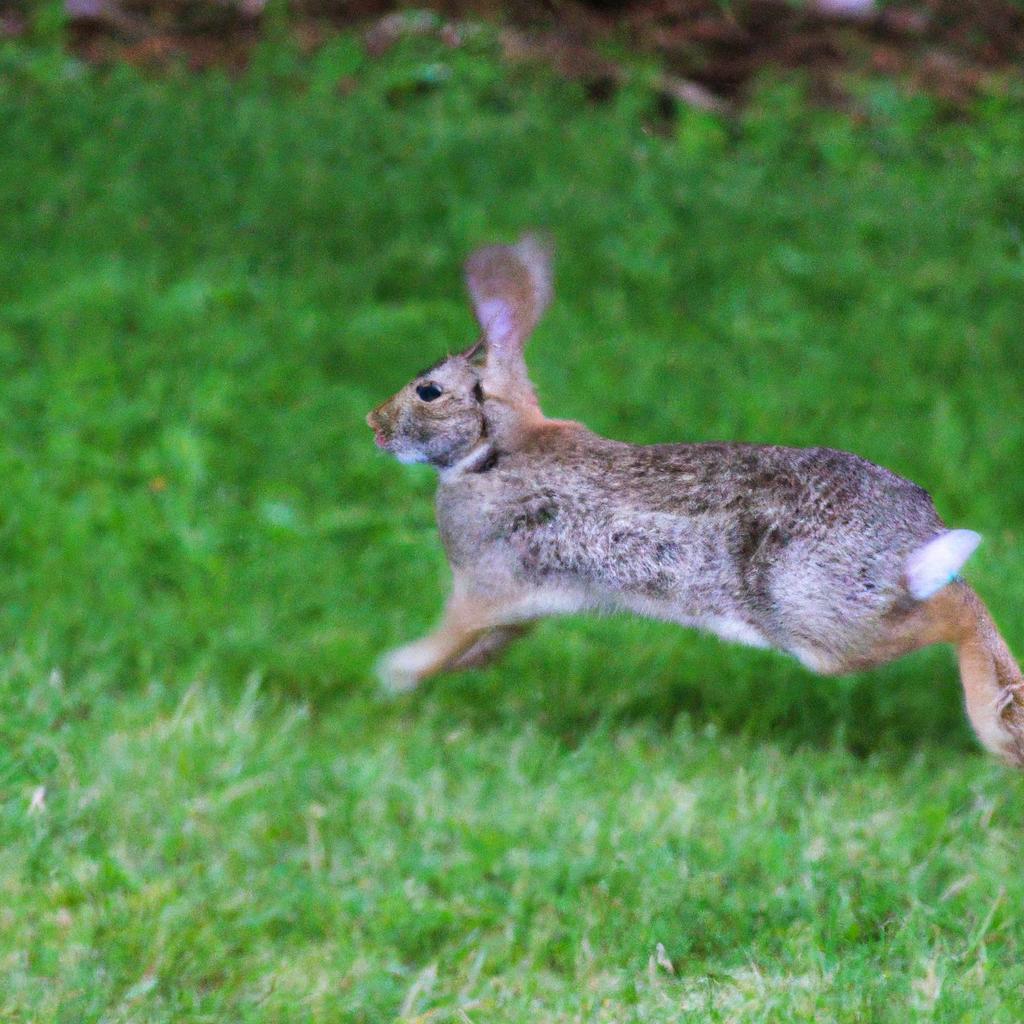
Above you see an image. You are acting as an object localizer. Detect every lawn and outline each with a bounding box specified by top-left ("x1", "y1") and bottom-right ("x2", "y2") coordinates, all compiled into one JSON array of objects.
[{"x1": 1, "y1": 30, "x2": 1023, "y2": 1022}]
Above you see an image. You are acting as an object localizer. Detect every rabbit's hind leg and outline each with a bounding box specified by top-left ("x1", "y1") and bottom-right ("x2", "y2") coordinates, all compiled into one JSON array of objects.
[
  {"x1": 941, "y1": 586, "x2": 1024, "y2": 767},
  {"x1": 869, "y1": 583, "x2": 1024, "y2": 766}
]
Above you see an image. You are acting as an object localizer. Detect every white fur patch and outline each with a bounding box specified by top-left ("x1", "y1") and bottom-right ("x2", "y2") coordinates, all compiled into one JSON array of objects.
[
  {"x1": 618, "y1": 595, "x2": 772, "y2": 650},
  {"x1": 393, "y1": 447, "x2": 428, "y2": 465},
  {"x1": 905, "y1": 529, "x2": 982, "y2": 600},
  {"x1": 700, "y1": 615, "x2": 772, "y2": 649},
  {"x1": 377, "y1": 643, "x2": 434, "y2": 694},
  {"x1": 504, "y1": 588, "x2": 593, "y2": 621}
]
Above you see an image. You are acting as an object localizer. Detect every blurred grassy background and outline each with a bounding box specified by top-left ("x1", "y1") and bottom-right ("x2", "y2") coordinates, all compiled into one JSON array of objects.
[{"x1": 1, "y1": 26, "x2": 1023, "y2": 1022}]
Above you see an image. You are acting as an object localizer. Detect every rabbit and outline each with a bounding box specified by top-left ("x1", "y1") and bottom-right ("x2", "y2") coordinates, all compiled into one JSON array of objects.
[{"x1": 366, "y1": 233, "x2": 1024, "y2": 767}]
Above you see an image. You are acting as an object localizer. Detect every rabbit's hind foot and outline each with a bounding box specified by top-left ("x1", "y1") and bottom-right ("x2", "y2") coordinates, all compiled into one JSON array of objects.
[{"x1": 941, "y1": 585, "x2": 1024, "y2": 768}]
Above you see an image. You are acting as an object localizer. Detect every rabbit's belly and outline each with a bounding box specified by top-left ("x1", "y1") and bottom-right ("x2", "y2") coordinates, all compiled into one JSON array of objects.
[
  {"x1": 689, "y1": 614, "x2": 773, "y2": 649},
  {"x1": 617, "y1": 593, "x2": 773, "y2": 650}
]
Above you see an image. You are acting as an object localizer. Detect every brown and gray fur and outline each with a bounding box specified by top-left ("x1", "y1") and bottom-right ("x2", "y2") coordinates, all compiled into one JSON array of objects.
[{"x1": 366, "y1": 234, "x2": 1024, "y2": 767}]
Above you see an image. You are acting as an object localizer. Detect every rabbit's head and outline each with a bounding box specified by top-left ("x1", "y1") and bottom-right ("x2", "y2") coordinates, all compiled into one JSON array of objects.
[
  {"x1": 366, "y1": 343, "x2": 487, "y2": 466},
  {"x1": 367, "y1": 233, "x2": 553, "y2": 468}
]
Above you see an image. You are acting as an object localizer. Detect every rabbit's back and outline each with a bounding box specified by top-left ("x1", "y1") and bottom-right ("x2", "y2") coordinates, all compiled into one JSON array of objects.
[{"x1": 439, "y1": 426, "x2": 946, "y2": 670}]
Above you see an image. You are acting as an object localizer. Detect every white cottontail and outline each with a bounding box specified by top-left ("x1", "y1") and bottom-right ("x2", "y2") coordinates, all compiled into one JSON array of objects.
[{"x1": 367, "y1": 234, "x2": 1023, "y2": 766}]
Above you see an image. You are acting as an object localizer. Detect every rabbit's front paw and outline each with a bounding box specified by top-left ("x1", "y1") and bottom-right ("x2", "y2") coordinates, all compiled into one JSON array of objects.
[{"x1": 375, "y1": 643, "x2": 431, "y2": 695}]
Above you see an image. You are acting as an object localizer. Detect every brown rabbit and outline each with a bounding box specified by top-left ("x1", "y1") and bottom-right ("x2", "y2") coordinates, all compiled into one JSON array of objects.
[{"x1": 366, "y1": 234, "x2": 1024, "y2": 766}]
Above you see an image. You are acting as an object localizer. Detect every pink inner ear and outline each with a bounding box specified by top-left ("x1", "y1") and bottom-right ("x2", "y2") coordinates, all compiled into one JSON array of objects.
[{"x1": 477, "y1": 298, "x2": 518, "y2": 350}]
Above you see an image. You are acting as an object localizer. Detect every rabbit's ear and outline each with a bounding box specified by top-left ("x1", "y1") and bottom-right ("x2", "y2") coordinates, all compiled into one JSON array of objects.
[
  {"x1": 465, "y1": 233, "x2": 552, "y2": 399},
  {"x1": 458, "y1": 336, "x2": 486, "y2": 364}
]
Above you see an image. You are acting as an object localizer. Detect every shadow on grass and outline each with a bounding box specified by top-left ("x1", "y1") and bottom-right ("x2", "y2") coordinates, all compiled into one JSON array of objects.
[
  {"x1": 412, "y1": 617, "x2": 979, "y2": 761},
  {"x1": 256, "y1": 611, "x2": 979, "y2": 764}
]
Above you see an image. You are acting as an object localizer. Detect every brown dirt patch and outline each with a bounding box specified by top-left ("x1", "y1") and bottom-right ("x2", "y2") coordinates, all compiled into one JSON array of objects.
[{"x1": 5, "y1": 1, "x2": 1023, "y2": 109}]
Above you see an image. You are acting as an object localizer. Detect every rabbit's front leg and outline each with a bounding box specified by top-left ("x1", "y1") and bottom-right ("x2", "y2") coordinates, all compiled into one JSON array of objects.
[
  {"x1": 449, "y1": 624, "x2": 534, "y2": 671},
  {"x1": 376, "y1": 593, "x2": 514, "y2": 695}
]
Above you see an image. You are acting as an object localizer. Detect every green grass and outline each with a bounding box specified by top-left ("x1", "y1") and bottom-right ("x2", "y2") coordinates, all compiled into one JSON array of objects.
[{"x1": 1, "y1": 32, "x2": 1024, "y2": 1022}]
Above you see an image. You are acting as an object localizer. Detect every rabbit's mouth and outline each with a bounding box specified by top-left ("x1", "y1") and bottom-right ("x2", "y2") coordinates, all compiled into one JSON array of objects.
[{"x1": 366, "y1": 410, "x2": 392, "y2": 449}]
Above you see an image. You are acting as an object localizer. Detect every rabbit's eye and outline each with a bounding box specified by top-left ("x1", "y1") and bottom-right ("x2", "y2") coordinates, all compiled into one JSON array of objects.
[{"x1": 416, "y1": 383, "x2": 443, "y2": 402}]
